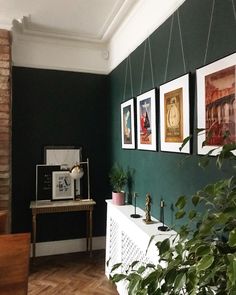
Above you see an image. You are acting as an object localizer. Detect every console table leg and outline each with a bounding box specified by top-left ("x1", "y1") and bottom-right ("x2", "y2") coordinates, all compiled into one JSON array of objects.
[
  {"x1": 32, "y1": 213, "x2": 36, "y2": 258},
  {"x1": 86, "y1": 211, "x2": 89, "y2": 252},
  {"x1": 89, "y1": 209, "x2": 93, "y2": 257}
]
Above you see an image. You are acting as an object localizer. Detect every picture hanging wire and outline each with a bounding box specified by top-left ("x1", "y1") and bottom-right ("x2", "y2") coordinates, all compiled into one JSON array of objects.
[
  {"x1": 177, "y1": 9, "x2": 186, "y2": 74},
  {"x1": 139, "y1": 37, "x2": 155, "y2": 94},
  {"x1": 203, "y1": 0, "x2": 215, "y2": 65},
  {"x1": 122, "y1": 55, "x2": 134, "y2": 101},
  {"x1": 164, "y1": 10, "x2": 187, "y2": 83},
  {"x1": 122, "y1": 58, "x2": 129, "y2": 102},
  {"x1": 232, "y1": 0, "x2": 236, "y2": 20},
  {"x1": 164, "y1": 14, "x2": 174, "y2": 83},
  {"x1": 200, "y1": 0, "x2": 235, "y2": 66}
]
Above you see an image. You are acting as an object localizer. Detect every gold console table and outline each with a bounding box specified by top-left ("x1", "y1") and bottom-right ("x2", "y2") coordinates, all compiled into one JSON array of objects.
[{"x1": 30, "y1": 199, "x2": 96, "y2": 257}]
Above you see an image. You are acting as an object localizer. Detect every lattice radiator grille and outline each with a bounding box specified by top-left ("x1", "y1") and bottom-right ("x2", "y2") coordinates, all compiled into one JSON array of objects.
[
  {"x1": 107, "y1": 217, "x2": 120, "y2": 271},
  {"x1": 121, "y1": 231, "x2": 152, "y2": 273}
]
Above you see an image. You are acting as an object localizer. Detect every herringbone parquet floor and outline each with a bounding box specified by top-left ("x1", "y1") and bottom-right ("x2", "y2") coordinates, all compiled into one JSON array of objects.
[{"x1": 28, "y1": 250, "x2": 118, "y2": 295}]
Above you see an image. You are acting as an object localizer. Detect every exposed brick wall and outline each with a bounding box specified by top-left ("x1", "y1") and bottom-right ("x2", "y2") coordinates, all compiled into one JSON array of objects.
[{"x1": 0, "y1": 29, "x2": 11, "y2": 230}]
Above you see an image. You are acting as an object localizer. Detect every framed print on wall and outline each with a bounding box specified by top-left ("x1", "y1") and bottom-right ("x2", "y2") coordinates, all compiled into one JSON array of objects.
[
  {"x1": 160, "y1": 73, "x2": 190, "y2": 154},
  {"x1": 52, "y1": 171, "x2": 74, "y2": 200},
  {"x1": 121, "y1": 98, "x2": 135, "y2": 149},
  {"x1": 137, "y1": 88, "x2": 156, "y2": 151},
  {"x1": 197, "y1": 52, "x2": 236, "y2": 156}
]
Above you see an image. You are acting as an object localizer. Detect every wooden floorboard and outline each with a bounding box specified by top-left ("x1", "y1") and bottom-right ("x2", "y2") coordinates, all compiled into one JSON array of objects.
[{"x1": 28, "y1": 250, "x2": 118, "y2": 295}]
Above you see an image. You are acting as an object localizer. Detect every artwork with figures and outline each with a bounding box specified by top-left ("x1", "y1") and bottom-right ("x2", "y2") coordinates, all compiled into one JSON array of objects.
[
  {"x1": 137, "y1": 89, "x2": 156, "y2": 150},
  {"x1": 197, "y1": 53, "x2": 236, "y2": 155},
  {"x1": 160, "y1": 73, "x2": 190, "y2": 153},
  {"x1": 164, "y1": 88, "x2": 183, "y2": 142},
  {"x1": 140, "y1": 98, "x2": 151, "y2": 144},
  {"x1": 121, "y1": 98, "x2": 135, "y2": 149},
  {"x1": 205, "y1": 66, "x2": 235, "y2": 145}
]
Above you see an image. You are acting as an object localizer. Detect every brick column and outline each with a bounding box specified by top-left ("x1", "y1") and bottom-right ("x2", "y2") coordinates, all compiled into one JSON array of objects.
[{"x1": 0, "y1": 29, "x2": 11, "y2": 231}]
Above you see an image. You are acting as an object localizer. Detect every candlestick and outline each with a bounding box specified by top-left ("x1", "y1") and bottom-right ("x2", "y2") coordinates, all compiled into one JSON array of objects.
[
  {"x1": 130, "y1": 192, "x2": 141, "y2": 218},
  {"x1": 158, "y1": 198, "x2": 169, "y2": 231}
]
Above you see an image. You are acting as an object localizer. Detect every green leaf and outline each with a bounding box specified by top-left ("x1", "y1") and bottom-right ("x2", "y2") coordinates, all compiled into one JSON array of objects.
[
  {"x1": 111, "y1": 262, "x2": 122, "y2": 272},
  {"x1": 179, "y1": 135, "x2": 192, "y2": 151},
  {"x1": 137, "y1": 265, "x2": 146, "y2": 274},
  {"x1": 165, "y1": 268, "x2": 178, "y2": 286},
  {"x1": 192, "y1": 195, "x2": 200, "y2": 206},
  {"x1": 195, "y1": 244, "x2": 212, "y2": 257},
  {"x1": 158, "y1": 238, "x2": 170, "y2": 256},
  {"x1": 188, "y1": 210, "x2": 197, "y2": 220},
  {"x1": 229, "y1": 229, "x2": 236, "y2": 247},
  {"x1": 227, "y1": 254, "x2": 236, "y2": 286},
  {"x1": 111, "y1": 273, "x2": 127, "y2": 282},
  {"x1": 175, "y1": 195, "x2": 186, "y2": 210},
  {"x1": 174, "y1": 272, "x2": 186, "y2": 291},
  {"x1": 175, "y1": 209, "x2": 185, "y2": 219},
  {"x1": 197, "y1": 255, "x2": 214, "y2": 271}
]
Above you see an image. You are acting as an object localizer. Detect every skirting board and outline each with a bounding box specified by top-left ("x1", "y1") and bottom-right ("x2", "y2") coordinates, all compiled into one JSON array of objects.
[{"x1": 31, "y1": 236, "x2": 106, "y2": 257}]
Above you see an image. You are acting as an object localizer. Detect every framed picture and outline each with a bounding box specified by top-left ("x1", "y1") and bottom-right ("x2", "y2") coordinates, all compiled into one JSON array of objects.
[
  {"x1": 137, "y1": 88, "x2": 157, "y2": 151},
  {"x1": 44, "y1": 146, "x2": 82, "y2": 169},
  {"x1": 36, "y1": 164, "x2": 61, "y2": 201},
  {"x1": 121, "y1": 98, "x2": 135, "y2": 149},
  {"x1": 197, "y1": 53, "x2": 236, "y2": 155},
  {"x1": 45, "y1": 146, "x2": 82, "y2": 195},
  {"x1": 52, "y1": 171, "x2": 74, "y2": 200},
  {"x1": 160, "y1": 73, "x2": 190, "y2": 153}
]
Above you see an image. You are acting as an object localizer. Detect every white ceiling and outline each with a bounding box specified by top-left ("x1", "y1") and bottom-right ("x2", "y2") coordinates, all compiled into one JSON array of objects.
[{"x1": 0, "y1": 0, "x2": 139, "y2": 43}]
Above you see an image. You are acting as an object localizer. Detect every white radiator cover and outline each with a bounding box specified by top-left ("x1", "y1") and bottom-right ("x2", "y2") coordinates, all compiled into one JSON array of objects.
[{"x1": 105, "y1": 200, "x2": 177, "y2": 295}]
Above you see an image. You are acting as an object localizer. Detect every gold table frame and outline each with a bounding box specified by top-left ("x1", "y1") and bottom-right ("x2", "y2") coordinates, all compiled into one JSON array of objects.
[{"x1": 30, "y1": 199, "x2": 96, "y2": 257}]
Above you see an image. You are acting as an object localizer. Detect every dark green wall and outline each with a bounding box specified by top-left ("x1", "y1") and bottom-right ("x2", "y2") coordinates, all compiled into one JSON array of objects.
[
  {"x1": 12, "y1": 67, "x2": 109, "y2": 241},
  {"x1": 109, "y1": 0, "x2": 236, "y2": 226}
]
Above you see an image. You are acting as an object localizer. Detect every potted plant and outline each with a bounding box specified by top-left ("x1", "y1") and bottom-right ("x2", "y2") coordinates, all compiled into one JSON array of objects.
[
  {"x1": 110, "y1": 140, "x2": 236, "y2": 294},
  {"x1": 109, "y1": 163, "x2": 128, "y2": 205}
]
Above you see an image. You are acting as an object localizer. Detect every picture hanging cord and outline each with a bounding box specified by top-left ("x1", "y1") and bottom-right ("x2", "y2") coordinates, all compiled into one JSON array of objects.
[
  {"x1": 148, "y1": 37, "x2": 155, "y2": 89},
  {"x1": 203, "y1": 0, "x2": 215, "y2": 65},
  {"x1": 123, "y1": 56, "x2": 134, "y2": 101},
  {"x1": 177, "y1": 9, "x2": 187, "y2": 74},
  {"x1": 232, "y1": 0, "x2": 236, "y2": 21},
  {"x1": 139, "y1": 40, "x2": 147, "y2": 94},
  {"x1": 122, "y1": 57, "x2": 128, "y2": 101},
  {"x1": 164, "y1": 14, "x2": 174, "y2": 83},
  {"x1": 139, "y1": 37, "x2": 155, "y2": 94},
  {"x1": 128, "y1": 56, "x2": 134, "y2": 98}
]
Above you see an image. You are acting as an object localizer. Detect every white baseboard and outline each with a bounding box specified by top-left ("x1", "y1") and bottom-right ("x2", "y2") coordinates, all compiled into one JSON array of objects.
[{"x1": 31, "y1": 236, "x2": 106, "y2": 257}]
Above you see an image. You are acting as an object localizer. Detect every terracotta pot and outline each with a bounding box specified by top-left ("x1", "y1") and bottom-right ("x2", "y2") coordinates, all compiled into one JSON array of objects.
[{"x1": 112, "y1": 191, "x2": 125, "y2": 205}]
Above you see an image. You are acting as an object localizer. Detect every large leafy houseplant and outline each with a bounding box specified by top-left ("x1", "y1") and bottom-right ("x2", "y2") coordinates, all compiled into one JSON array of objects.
[{"x1": 110, "y1": 141, "x2": 236, "y2": 294}]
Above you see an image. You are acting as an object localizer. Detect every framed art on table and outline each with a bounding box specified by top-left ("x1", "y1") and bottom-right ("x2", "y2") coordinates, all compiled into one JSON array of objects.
[
  {"x1": 36, "y1": 164, "x2": 61, "y2": 201},
  {"x1": 197, "y1": 52, "x2": 236, "y2": 155},
  {"x1": 121, "y1": 98, "x2": 135, "y2": 149},
  {"x1": 52, "y1": 171, "x2": 74, "y2": 200},
  {"x1": 137, "y1": 88, "x2": 157, "y2": 151},
  {"x1": 160, "y1": 73, "x2": 190, "y2": 153}
]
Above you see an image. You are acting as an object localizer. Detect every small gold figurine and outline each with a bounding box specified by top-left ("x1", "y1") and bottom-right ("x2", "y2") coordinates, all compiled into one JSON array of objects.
[{"x1": 143, "y1": 193, "x2": 154, "y2": 224}]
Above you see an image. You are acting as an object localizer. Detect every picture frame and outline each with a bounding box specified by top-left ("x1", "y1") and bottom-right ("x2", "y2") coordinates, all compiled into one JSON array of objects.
[
  {"x1": 137, "y1": 88, "x2": 157, "y2": 151},
  {"x1": 197, "y1": 52, "x2": 236, "y2": 156},
  {"x1": 160, "y1": 73, "x2": 190, "y2": 153},
  {"x1": 121, "y1": 98, "x2": 135, "y2": 149},
  {"x1": 45, "y1": 146, "x2": 82, "y2": 195},
  {"x1": 52, "y1": 171, "x2": 74, "y2": 200},
  {"x1": 36, "y1": 164, "x2": 61, "y2": 201},
  {"x1": 44, "y1": 146, "x2": 82, "y2": 169}
]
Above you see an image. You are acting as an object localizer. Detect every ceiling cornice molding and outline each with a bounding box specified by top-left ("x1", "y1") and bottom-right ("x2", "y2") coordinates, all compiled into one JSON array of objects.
[
  {"x1": 11, "y1": 0, "x2": 186, "y2": 75},
  {"x1": 11, "y1": 0, "x2": 139, "y2": 44}
]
